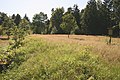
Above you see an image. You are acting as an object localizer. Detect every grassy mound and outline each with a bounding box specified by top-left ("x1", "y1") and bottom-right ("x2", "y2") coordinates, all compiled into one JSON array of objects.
[{"x1": 0, "y1": 36, "x2": 120, "y2": 80}]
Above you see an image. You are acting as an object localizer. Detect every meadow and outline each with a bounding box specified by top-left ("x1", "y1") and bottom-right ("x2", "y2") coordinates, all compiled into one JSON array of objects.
[{"x1": 0, "y1": 35, "x2": 120, "y2": 80}]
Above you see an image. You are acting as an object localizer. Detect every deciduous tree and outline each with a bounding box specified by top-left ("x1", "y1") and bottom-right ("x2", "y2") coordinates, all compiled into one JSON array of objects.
[
  {"x1": 60, "y1": 13, "x2": 78, "y2": 38},
  {"x1": 2, "y1": 17, "x2": 15, "y2": 39}
]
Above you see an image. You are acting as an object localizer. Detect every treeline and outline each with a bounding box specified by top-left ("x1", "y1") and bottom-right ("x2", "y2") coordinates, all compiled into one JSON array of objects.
[
  {"x1": 0, "y1": 0, "x2": 120, "y2": 37},
  {"x1": 0, "y1": 13, "x2": 31, "y2": 39}
]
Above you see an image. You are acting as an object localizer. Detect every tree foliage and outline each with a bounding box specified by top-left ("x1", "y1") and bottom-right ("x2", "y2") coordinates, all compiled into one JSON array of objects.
[
  {"x1": 24, "y1": 14, "x2": 30, "y2": 22},
  {"x1": 113, "y1": 0, "x2": 120, "y2": 23},
  {"x1": 61, "y1": 13, "x2": 78, "y2": 38},
  {"x1": 80, "y1": 0, "x2": 113, "y2": 35},
  {"x1": 0, "y1": 12, "x2": 8, "y2": 25},
  {"x1": 50, "y1": 7, "x2": 64, "y2": 34},
  {"x1": 72, "y1": 5, "x2": 81, "y2": 29},
  {"x1": 2, "y1": 17, "x2": 15, "y2": 39},
  {"x1": 32, "y1": 12, "x2": 48, "y2": 34},
  {"x1": 0, "y1": 0, "x2": 119, "y2": 37},
  {"x1": 11, "y1": 26, "x2": 27, "y2": 49},
  {"x1": 81, "y1": 0, "x2": 98, "y2": 34},
  {"x1": 14, "y1": 14, "x2": 21, "y2": 26}
]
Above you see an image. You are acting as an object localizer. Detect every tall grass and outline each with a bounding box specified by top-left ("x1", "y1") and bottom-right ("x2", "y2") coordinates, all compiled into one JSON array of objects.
[{"x1": 0, "y1": 35, "x2": 120, "y2": 80}]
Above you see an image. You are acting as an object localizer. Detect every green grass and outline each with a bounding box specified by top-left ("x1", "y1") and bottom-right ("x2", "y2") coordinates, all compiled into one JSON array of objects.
[{"x1": 0, "y1": 36, "x2": 120, "y2": 80}]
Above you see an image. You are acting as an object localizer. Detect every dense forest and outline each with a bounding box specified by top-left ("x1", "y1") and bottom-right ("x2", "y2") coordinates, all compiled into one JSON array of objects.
[{"x1": 0, "y1": 0, "x2": 120, "y2": 37}]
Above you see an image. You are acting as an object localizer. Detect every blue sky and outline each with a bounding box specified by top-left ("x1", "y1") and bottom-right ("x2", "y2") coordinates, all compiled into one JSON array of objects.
[{"x1": 0, "y1": 0, "x2": 89, "y2": 21}]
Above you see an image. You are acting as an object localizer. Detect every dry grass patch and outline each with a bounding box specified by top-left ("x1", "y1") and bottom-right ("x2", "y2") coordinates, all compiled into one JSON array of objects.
[
  {"x1": 0, "y1": 40, "x2": 9, "y2": 48},
  {"x1": 31, "y1": 34, "x2": 120, "y2": 63}
]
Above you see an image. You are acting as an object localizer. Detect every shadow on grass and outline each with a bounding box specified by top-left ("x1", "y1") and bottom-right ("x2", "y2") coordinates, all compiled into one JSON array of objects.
[
  {"x1": 0, "y1": 37, "x2": 8, "y2": 40},
  {"x1": 70, "y1": 37, "x2": 85, "y2": 41}
]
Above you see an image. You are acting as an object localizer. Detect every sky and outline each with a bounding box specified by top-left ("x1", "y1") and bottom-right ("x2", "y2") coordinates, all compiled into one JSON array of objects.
[{"x1": 0, "y1": 0, "x2": 89, "y2": 21}]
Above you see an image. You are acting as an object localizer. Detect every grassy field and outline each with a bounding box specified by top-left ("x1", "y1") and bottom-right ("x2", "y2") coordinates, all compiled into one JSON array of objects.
[
  {"x1": 38, "y1": 35, "x2": 120, "y2": 63},
  {"x1": 0, "y1": 35, "x2": 120, "y2": 80}
]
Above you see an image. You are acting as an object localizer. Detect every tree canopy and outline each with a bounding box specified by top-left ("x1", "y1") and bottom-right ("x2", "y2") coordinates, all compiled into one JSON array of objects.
[
  {"x1": 32, "y1": 12, "x2": 48, "y2": 34},
  {"x1": 61, "y1": 13, "x2": 78, "y2": 38},
  {"x1": 0, "y1": 0, "x2": 119, "y2": 37},
  {"x1": 50, "y1": 7, "x2": 64, "y2": 34}
]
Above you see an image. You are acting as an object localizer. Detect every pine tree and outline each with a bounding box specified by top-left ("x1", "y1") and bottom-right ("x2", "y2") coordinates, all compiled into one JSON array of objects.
[
  {"x1": 14, "y1": 14, "x2": 21, "y2": 26},
  {"x1": 24, "y1": 14, "x2": 30, "y2": 22}
]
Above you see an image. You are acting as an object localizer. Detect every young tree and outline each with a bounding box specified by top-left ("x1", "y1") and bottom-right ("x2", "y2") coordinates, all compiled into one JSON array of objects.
[
  {"x1": 2, "y1": 17, "x2": 15, "y2": 39},
  {"x1": 19, "y1": 19, "x2": 31, "y2": 35},
  {"x1": 0, "y1": 12, "x2": 8, "y2": 25},
  {"x1": 60, "y1": 13, "x2": 78, "y2": 38},
  {"x1": 11, "y1": 26, "x2": 27, "y2": 48}
]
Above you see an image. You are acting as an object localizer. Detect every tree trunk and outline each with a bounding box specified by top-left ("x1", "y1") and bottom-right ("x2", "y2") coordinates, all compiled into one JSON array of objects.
[
  {"x1": 68, "y1": 33, "x2": 70, "y2": 38},
  {"x1": 7, "y1": 35, "x2": 10, "y2": 40},
  {"x1": 119, "y1": 23, "x2": 120, "y2": 38},
  {"x1": 68, "y1": 34, "x2": 69, "y2": 38},
  {"x1": 108, "y1": 36, "x2": 112, "y2": 44}
]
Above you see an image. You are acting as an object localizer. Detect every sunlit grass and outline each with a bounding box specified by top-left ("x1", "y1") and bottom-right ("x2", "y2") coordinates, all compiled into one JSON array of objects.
[
  {"x1": 0, "y1": 35, "x2": 120, "y2": 80},
  {"x1": 37, "y1": 34, "x2": 120, "y2": 63}
]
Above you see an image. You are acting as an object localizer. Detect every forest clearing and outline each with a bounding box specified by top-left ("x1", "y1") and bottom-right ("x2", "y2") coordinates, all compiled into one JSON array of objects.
[{"x1": 0, "y1": 0, "x2": 120, "y2": 79}]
